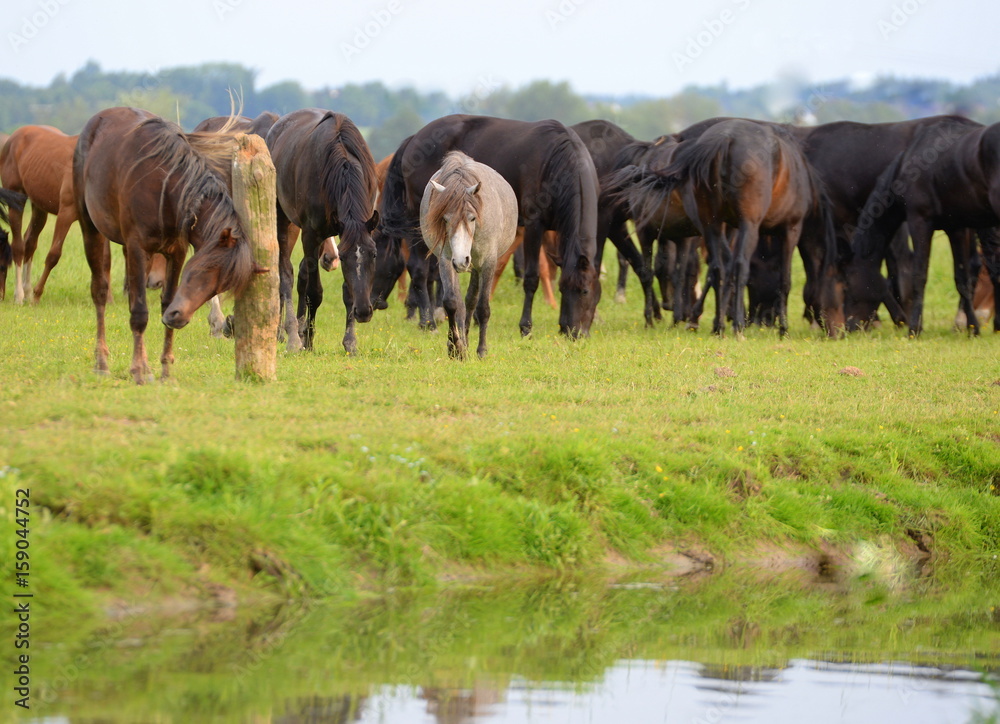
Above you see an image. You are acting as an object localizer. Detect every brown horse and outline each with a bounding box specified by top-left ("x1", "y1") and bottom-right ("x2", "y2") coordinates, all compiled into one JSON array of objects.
[
  {"x1": 0, "y1": 125, "x2": 79, "y2": 303},
  {"x1": 74, "y1": 107, "x2": 259, "y2": 383},
  {"x1": 624, "y1": 119, "x2": 836, "y2": 337}
]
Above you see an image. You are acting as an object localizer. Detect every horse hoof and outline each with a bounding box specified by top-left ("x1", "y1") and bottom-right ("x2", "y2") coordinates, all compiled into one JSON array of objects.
[{"x1": 614, "y1": 291, "x2": 626, "y2": 304}]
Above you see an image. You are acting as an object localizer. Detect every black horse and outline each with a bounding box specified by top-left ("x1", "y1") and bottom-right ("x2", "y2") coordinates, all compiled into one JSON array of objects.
[
  {"x1": 852, "y1": 117, "x2": 1000, "y2": 335},
  {"x1": 0, "y1": 187, "x2": 27, "y2": 296},
  {"x1": 790, "y1": 115, "x2": 985, "y2": 331},
  {"x1": 378, "y1": 115, "x2": 600, "y2": 338},
  {"x1": 265, "y1": 108, "x2": 379, "y2": 353}
]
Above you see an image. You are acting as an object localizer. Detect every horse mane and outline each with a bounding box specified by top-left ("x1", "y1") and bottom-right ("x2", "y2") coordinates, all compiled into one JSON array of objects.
[
  {"x1": 538, "y1": 122, "x2": 598, "y2": 293},
  {"x1": 316, "y1": 112, "x2": 378, "y2": 251},
  {"x1": 424, "y1": 151, "x2": 484, "y2": 256},
  {"x1": 127, "y1": 116, "x2": 254, "y2": 294}
]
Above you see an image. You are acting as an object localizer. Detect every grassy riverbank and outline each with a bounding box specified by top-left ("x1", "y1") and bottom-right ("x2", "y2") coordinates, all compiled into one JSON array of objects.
[{"x1": 0, "y1": 228, "x2": 998, "y2": 624}]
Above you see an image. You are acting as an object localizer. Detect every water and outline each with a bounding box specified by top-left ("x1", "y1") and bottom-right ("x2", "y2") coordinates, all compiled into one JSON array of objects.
[{"x1": 18, "y1": 572, "x2": 1000, "y2": 723}]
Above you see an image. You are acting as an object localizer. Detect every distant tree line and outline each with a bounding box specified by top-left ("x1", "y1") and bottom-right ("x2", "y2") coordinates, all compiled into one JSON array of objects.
[{"x1": 2, "y1": 61, "x2": 998, "y2": 160}]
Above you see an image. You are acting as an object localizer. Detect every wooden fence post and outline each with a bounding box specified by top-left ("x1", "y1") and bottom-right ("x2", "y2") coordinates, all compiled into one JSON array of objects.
[{"x1": 231, "y1": 133, "x2": 279, "y2": 382}]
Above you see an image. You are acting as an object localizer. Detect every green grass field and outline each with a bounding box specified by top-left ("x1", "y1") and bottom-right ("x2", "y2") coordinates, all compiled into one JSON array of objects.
[{"x1": 0, "y1": 223, "x2": 998, "y2": 624}]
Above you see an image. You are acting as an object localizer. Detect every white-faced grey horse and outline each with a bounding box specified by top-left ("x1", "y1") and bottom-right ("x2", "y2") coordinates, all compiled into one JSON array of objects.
[{"x1": 420, "y1": 151, "x2": 518, "y2": 358}]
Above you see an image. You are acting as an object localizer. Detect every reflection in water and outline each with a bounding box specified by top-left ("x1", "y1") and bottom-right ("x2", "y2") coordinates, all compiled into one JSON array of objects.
[{"x1": 23, "y1": 572, "x2": 1000, "y2": 723}]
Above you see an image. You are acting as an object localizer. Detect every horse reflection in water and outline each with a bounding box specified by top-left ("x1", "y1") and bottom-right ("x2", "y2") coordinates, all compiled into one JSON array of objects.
[
  {"x1": 421, "y1": 683, "x2": 505, "y2": 724},
  {"x1": 273, "y1": 694, "x2": 366, "y2": 723}
]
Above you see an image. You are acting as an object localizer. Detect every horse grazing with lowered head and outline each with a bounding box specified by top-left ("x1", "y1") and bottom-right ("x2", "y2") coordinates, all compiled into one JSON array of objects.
[
  {"x1": 0, "y1": 125, "x2": 79, "y2": 303},
  {"x1": 852, "y1": 117, "x2": 1000, "y2": 335},
  {"x1": 379, "y1": 115, "x2": 600, "y2": 339},
  {"x1": 74, "y1": 107, "x2": 262, "y2": 383},
  {"x1": 622, "y1": 119, "x2": 837, "y2": 337},
  {"x1": 266, "y1": 108, "x2": 379, "y2": 353},
  {"x1": 420, "y1": 152, "x2": 518, "y2": 359}
]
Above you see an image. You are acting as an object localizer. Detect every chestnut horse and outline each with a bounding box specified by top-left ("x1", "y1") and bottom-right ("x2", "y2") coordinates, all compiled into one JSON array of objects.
[
  {"x1": 0, "y1": 125, "x2": 79, "y2": 303},
  {"x1": 74, "y1": 107, "x2": 258, "y2": 383},
  {"x1": 266, "y1": 109, "x2": 379, "y2": 353}
]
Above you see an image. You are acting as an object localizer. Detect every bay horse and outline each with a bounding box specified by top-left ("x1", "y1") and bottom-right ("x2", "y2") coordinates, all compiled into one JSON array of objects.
[
  {"x1": 420, "y1": 151, "x2": 518, "y2": 358},
  {"x1": 0, "y1": 125, "x2": 79, "y2": 303},
  {"x1": 74, "y1": 107, "x2": 259, "y2": 383},
  {"x1": 265, "y1": 108, "x2": 379, "y2": 353},
  {"x1": 622, "y1": 119, "x2": 836, "y2": 337},
  {"x1": 378, "y1": 115, "x2": 600, "y2": 339},
  {"x1": 852, "y1": 117, "x2": 1000, "y2": 335}
]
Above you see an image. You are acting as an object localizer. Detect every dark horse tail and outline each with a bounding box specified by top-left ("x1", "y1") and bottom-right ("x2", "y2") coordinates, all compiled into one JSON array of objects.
[
  {"x1": 537, "y1": 122, "x2": 599, "y2": 290},
  {"x1": 0, "y1": 188, "x2": 27, "y2": 273},
  {"x1": 378, "y1": 134, "x2": 421, "y2": 241},
  {"x1": 608, "y1": 133, "x2": 731, "y2": 231},
  {"x1": 852, "y1": 150, "x2": 907, "y2": 260}
]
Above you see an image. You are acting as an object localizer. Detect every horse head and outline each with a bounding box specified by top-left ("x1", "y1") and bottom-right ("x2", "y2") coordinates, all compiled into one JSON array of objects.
[
  {"x1": 430, "y1": 177, "x2": 481, "y2": 273},
  {"x1": 163, "y1": 227, "x2": 264, "y2": 329},
  {"x1": 371, "y1": 227, "x2": 405, "y2": 311},
  {"x1": 339, "y1": 212, "x2": 379, "y2": 323}
]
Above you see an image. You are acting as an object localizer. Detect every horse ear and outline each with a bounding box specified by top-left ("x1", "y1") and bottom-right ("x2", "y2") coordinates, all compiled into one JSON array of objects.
[
  {"x1": 219, "y1": 228, "x2": 237, "y2": 248},
  {"x1": 431, "y1": 180, "x2": 447, "y2": 193},
  {"x1": 366, "y1": 210, "x2": 379, "y2": 233},
  {"x1": 466, "y1": 181, "x2": 481, "y2": 195}
]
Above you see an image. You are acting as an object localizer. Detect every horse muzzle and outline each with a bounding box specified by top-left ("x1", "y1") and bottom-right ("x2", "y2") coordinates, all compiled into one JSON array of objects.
[{"x1": 162, "y1": 308, "x2": 190, "y2": 329}]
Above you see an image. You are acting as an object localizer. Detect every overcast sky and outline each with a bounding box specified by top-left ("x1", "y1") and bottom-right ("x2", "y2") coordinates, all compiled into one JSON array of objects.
[{"x1": 3, "y1": 0, "x2": 997, "y2": 99}]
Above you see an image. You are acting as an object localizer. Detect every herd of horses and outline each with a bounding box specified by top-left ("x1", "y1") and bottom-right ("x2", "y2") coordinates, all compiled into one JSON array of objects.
[{"x1": 0, "y1": 105, "x2": 998, "y2": 382}]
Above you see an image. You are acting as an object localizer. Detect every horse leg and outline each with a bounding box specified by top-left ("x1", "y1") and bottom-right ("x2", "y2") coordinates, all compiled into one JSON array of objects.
[
  {"x1": 158, "y1": 247, "x2": 186, "y2": 379},
  {"x1": 730, "y1": 222, "x2": 761, "y2": 338},
  {"x1": 82, "y1": 225, "x2": 111, "y2": 375},
  {"x1": 946, "y1": 228, "x2": 979, "y2": 336},
  {"x1": 608, "y1": 215, "x2": 656, "y2": 326},
  {"x1": 518, "y1": 223, "x2": 544, "y2": 337},
  {"x1": 539, "y1": 231, "x2": 558, "y2": 310},
  {"x1": 438, "y1": 254, "x2": 466, "y2": 359},
  {"x1": 778, "y1": 223, "x2": 803, "y2": 338},
  {"x1": 473, "y1": 264, "x2": 494, "y2": 358},
  {"x1": 976, "y1": 226, "x2": 1000, "y2": 332},
  {"x1": 407, "y1": 239, "x2": 435, "y2": 330},
  {"x1": 615, "y1": 251, "x2": 629, "y2": 303},
  {"x1": 905, "y1": 217, "x2": 936, "y2": 337},
  {"x1": 276, "y1": 209, "x2": 302, "y2": 351},
  {"x1": 31, "y1": 185, "x2": 76, "y2": 302},
  {"x1": 14, "y1": 205, "x2": 46, "y2": 304},
  {"x1": 702, "y1": 225, "x2": 730, "y2": 336},
  {"x1": 207, "y1": 296, "x2": 227, "y2": 337},
  {"x1": 296, "y1": 250, "x2": 323, "y2": 351},
  {"x1": 490, "y1": 226, "x2": 522, "y2": 299},
  {"x1": 123, "y1": 242, "x2": 153, "y2": 384}
]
